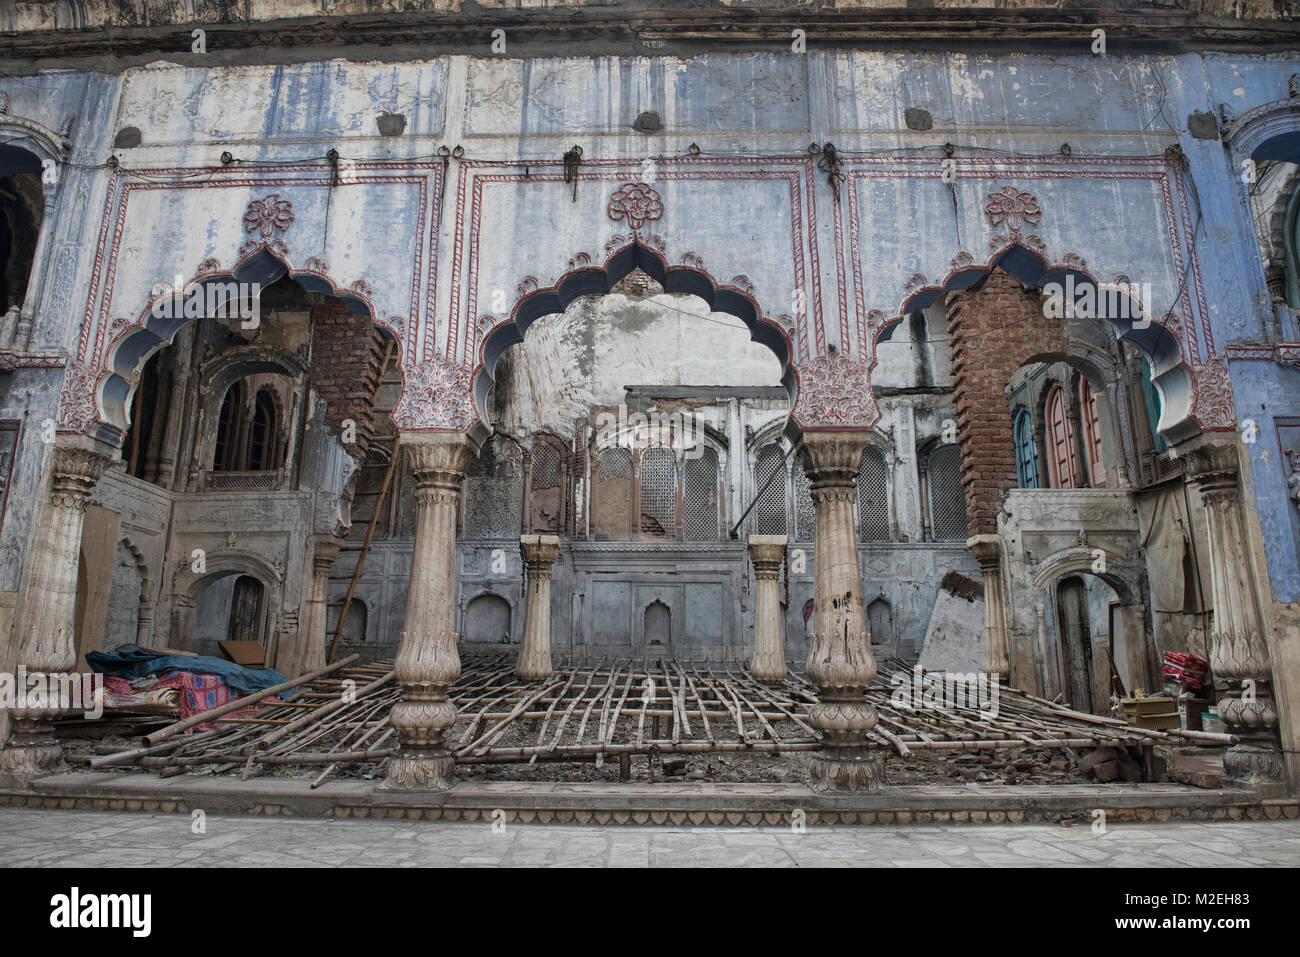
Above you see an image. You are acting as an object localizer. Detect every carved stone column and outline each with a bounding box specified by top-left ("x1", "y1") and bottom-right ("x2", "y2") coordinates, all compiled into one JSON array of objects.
[
  {"x1": 295, "y1": 534, "x2": 343, "y2": 677},
  {"x1": 748, "y1": 534, "x2": 787, "y2": 685},
  {"x1": 517, "y1": 534, "x2": 560, "y2": 682},
  {"x1": 0, "y1": 437, "x2": 114, "y2": 781},
  {"x1": 969, "y1": 535, "x2": 1011, "y2": 679},
  {"x1": 151, "y1": 353, "x2": 190, "y2": 489},
  {"x1": 380, "y1": 434, "x2": 476, "y2": 791},
  {"x1": 1186, "y1": 443, "x2": 1286, "y2": 795},
  {"x1": 802, "y1": 432, "x2": 882, "y2": 791},
  {"x1": 135, "y1": 599, "x2": 155, "y2": 647}
]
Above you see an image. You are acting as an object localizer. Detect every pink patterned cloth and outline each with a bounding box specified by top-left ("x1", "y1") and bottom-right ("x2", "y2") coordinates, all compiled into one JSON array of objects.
[
  {"x1": 87, "y1": 672, "x2": 279, "y2": 732},
  {"x1": 173, "y1": 673, "x2": 280, "y2": 732}
]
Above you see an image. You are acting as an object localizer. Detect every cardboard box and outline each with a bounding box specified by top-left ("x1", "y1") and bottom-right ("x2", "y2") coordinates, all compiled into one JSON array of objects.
[
  {"x1": 1121, "y1": 696, "x2": 1181, "y2": 730},
  {"x1": 217, "y1": 640, "x2": 265, "y2": 668}
]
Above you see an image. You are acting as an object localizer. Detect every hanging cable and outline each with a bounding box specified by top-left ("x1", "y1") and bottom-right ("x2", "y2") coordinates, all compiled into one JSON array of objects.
[{"x1": 563, "y1": 145, "x2": 583, "y2": 202}]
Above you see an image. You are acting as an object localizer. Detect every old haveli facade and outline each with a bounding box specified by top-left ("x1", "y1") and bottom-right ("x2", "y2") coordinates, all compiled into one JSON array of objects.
[{"x1": 0, "y1": 0, "x2": 1297, "y2": 793}]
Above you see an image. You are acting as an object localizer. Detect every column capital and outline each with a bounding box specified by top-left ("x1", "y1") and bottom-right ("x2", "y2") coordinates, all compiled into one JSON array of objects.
[
  {"x1": 310, "y1": 534, "x2": 344, "y2": 575},
  {"x1": 967, "y1": 533, "x2": 1002, "y2": 567},
  {"x1": 520, "y1": 533, "x2": 561, "y2": 570},
  {"x1": 1183, "y1": 441, "x2": 1242, "y2": 501},
  {"x1": 49, "y1": 435, "x2": 116, "y2": 507},
  {"x1": 747, "y1": 534, "x2": 787, "y2": 575},
  {"x1": 802, "y1": 429, "x2": 870, "y2": 493},
  {"x1": 401, "y1": 433, "x2": 477, "y2": 488}
]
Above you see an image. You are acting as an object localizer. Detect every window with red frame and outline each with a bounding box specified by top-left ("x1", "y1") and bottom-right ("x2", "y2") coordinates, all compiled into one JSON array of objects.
[
  {"x1": 1078, "y1": 377, "x2": 1106, "y2": 487},
  {"x1": 1045, "y1": 383, "x2": 1077, "y2": 489}
]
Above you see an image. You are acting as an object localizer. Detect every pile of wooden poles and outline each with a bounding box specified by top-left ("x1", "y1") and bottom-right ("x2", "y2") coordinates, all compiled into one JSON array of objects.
[{"x1": 89, "y1": 653, "x2": 1229, "y2": 782}]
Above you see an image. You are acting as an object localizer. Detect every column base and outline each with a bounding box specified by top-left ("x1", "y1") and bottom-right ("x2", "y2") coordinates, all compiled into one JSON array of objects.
[
  {"x1": 1223, "y1": 743, "x2": 1288, "y2": 798},
  {"x1": 516, "y1": 651, "x2": 553, "y2": 683},
  {"x1": 378, "y1": 752, "x2": 455, "y2": 791},
  {"x1": 809, "y1": 750, "x2": 885, "y2": 792},
  {"x1": 750, "y1": 654, "x2": 787, "y2": 687},
  {"x1": 0, "y1": 721, "x2": 66, "y2": 786}
]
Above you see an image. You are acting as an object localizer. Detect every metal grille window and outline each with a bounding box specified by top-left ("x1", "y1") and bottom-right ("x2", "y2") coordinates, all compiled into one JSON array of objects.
[
  {"x1": 528, "y1": 438, "x2": 565, "y2": 533},
  {"x1": 856, "y1": 448, "x2": 889, "y2": 541},
  {"x1": 753, "y1": 444, "x2": 788, "y2": 536},
  {"x1": 793, "y1": 458, "x2": 815, "y2": 543},
  {"x1": 928, "y1": 444, "x2": 968, "y2": 542},
  {"x1": 683, "y1": 448, "x2": 720, "y2": 541},
  {"x1": 531, "y1": 442, "x2": 561, "y2": 491},
  {"x1": 599, "y1": 446, "x2": 632, "y2": 478},
  {"x1": 639, "y1": 447, "x2": 677, "y2": 538}
]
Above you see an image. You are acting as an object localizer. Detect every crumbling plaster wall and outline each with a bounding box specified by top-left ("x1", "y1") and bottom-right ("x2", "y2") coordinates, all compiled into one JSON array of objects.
[
  {"x1": 326, "y1": 291, "x2": 977, "y2": 657},
  {"x1": 0, "y1": 47, "x2": 1297, "y2": 677}
]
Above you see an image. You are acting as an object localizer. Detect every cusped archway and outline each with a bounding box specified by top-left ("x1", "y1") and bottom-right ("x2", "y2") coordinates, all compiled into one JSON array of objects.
[
  {"x1": 873, "y1": 242, "x2": 1199, "y2": 445},
  {"x1": 471, "y1": 240, "x2": 799, "y2": 446},
  {"x1": 98, "y1": 246, "x2": 399, "y2": 435}
]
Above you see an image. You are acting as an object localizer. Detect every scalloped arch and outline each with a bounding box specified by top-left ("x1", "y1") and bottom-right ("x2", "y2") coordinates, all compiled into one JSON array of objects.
[
  {"x1": 1225, "y1": 99, "x2": 1300, "y2": 163},
  {"x1": 470, "y1": 240, "x2": 798, "y2": 441},
  {"x1": 99, "y1": 246, "x2": 397, "y2": 432},
  {"x1": 872, "y1": 242, "x2": 1200, "y2": 445}
]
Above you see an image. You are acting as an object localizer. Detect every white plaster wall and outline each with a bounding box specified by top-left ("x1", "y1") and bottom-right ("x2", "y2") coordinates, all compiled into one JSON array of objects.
[{"x1": 491, "y1": 292, "x2": 784, "y2": 439}]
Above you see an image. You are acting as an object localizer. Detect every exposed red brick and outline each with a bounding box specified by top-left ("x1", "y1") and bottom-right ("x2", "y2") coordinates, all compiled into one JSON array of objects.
[
  {"x1": 944, "y1": 269, "x2": 1067, "y2": 535},
  {"x1": 309, "y1": 299, "x2": 386, "y2": 458}
]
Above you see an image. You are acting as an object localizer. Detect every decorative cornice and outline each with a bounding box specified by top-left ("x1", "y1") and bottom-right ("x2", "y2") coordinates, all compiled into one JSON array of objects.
[
  {"x1": 568, "y1": 541, "x2": 744, "y2": 551},
  {"x1": 0, "y1": 8, "x2": 1295, "y2": 66}
]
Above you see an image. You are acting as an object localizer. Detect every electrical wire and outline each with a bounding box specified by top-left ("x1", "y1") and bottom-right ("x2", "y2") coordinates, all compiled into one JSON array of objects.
[{"x1": 7, "y1": 135, "x2": 1206, "y2": 351}]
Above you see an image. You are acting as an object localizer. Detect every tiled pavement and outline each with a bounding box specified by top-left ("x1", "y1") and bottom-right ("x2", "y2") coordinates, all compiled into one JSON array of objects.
[{"x1": 0, "y1": 807, "x2": 1297, "y2": 866}]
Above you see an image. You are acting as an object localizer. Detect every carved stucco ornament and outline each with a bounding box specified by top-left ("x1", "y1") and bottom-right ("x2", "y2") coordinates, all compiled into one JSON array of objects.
[
  {"x1": 391, "y1": 356, "x2": 479, "y2": 432},
  {"x1": 607, "y1": 182, "x2": 664, "y2": 231},
  {"x1": 985, "y1": 185, "x2": 1044, "y2": 251},
  {"x1": 794, "y1": 352, "x2": 880, "y2": 429}
]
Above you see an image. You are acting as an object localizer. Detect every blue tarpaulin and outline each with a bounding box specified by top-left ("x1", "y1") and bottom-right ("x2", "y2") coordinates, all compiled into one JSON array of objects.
[{"x1": 86, "y1": 644, "x2": 294, "y2": 699}]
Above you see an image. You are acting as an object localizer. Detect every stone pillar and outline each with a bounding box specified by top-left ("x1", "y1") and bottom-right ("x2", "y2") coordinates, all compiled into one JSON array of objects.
[
  {"x1": 517, "y1": 534, "x2": 560, "y2": 682},
  {"x1": 296, "y1": 534, "x2": 343, "y2": 676},
  {"x1": 970, "y1": 535, "x2": 1011, "y2": 679},
  {"x1": 0, "y1": 437, "x2": 114, "y2": 782},
  {"x1": 802, "y1": 432, "x2": 882, "y2": 791},
  {"x1": 135, "y1": 599, "x2": 155, "y2": 647},
  {"x1": 380, "y1": 434, "x2": 475, "y2": 791},
  {"x1": 152, "y1": 354, "x2": 191, "y2": 489},
  {"x1": 1186, "y1": 443, "x2": 1287, "y2": 795},
  {"x1": 748, "y1": 534, "x2": 787, "y2": 685}
]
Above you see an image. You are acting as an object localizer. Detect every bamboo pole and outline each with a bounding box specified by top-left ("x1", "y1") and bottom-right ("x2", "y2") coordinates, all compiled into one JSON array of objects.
[
  {"x1": 257, "y1": 671, "x2": 394, "y2": 748},
  {"x1": 327, "y1": 342, "x2": 397, "y2": 664}
]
